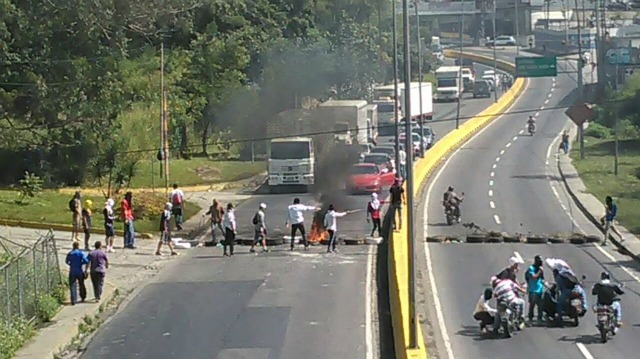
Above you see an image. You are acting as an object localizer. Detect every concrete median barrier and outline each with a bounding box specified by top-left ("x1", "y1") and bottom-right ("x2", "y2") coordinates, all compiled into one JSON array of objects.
[{"x1": 388, "y1": 50, "x2": 525, "y2": 359}]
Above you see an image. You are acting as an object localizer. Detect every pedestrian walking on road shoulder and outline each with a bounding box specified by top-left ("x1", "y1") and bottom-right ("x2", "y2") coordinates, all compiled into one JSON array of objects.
[
  {"x1": 367, "y1": 193, "x2": 385, "y2": 237},
  {"x1": 82, "y1": 199, "x2": 93, "y2": 251},
  {"x1": 121, "y1": 192, "x2": 136, "y2": 249},
  {"x1": 222, "y1": 203, "x2": 237, "y2": 256},
  {"x1": 251, "y1": 203, "x2": 269, "y2": 253},
  {"x1": 204, "y1": 199, "x2": 225, "y2": 244},
  {"x1": 323, "y1": 204, "x2": 352, "y2": 253},
  {"x1": 66, "y1": 241, "x2": 88, "y2": 305},
  {"x1": 169, "y1": 183, "x2": 185, "y2": 231},
  {"x1": 69, "y1": 191, "x2": 82, "y2": 242},
  {"x1": 389, "y1": 179, "x2": 405, "y2": 230},
  {"x1": 601, "y1": 196, "x2": 617, "y2": 245},
  {"x1": 88, "y1": 241, "x2": 109, "y2": 302},
  {"x1": 156, "y1": 203, "x2": 178, "y2": 256},
  {"x1": 559, "y1": 130, "x2": 570, "y2": 154},
  {"x1": 103, "y1": 199, "x2": 116, "y2": 253},
  {"x1": 398, "y1": 146, "x2": 407, "y2": 180},
  {"x1": 285, "y1": 198, "x2": 319, "y2": 251}
]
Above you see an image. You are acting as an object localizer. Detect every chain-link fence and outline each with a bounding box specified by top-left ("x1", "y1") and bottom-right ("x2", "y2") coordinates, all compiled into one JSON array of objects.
[{"x1": 0, "y1": 230, "x2": 62, "y2": 322}]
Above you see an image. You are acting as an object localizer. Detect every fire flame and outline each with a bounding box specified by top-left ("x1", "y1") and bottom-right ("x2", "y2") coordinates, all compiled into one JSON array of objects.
[{"x1": 309, "y1": 210, "x2": 329, "y2": 243}]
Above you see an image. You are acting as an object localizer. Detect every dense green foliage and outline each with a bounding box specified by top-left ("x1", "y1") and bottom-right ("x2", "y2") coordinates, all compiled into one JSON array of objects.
[
  {"x1": 0, "y1": 0, "x2": 406, "y2": 187},
  {"x1": 594, "y1": 73, "x2": 640, "y2": 139}
]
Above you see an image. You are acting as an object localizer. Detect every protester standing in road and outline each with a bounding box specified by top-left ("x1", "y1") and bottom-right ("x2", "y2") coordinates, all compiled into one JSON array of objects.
[
  {"x1": 121, "y1": 192, "x2": 136, "y2": 249},
  {"x1": 323, "y1": 204, "x2": 353, "y2": 253},
  {"x1": 204, "y1": 199, "x2": 224, "y2": 244},
  {"x1": 222, "y1": 203, "x2": 237, "y2": 256},
  {"x1": 156, "y1": 203, "x2": 178, "y2": 256},
  {"x1": 69, "y1": 191, "x2": 82, "y2": 242},
  {"x1": 250, "y1": 203, "x2": 269, "y2": 253},
  {"x1": 87, "y1": 241, "x2": 109, "y2": 302},
  {"x1": 286, "y1": 198, "x2": 319, "y2": 251},
  {"x1": 367, "y1": 193, "x2": 385, "y2": 237},
  {"x1": 389, "y1": 179, "x2": 405, "y2": 230},
  {"x1": 82, "y1": 199, "x2": 93, "y2": 251},
  {"x1": 526, "y1": 255, "x2": 545, "y2": 324},
  {"x1": 601, "y1": 196, "x2": 617, "y2": 245},
  {"x1": 66, "y1": 241, "x2": 88, "y2": 305},
  {"x1": 169, "y1": 183, "x2": 185, "y2": 231},
  {"x1": 103, "y1": 199, "x2": 116, "y2": 253}
]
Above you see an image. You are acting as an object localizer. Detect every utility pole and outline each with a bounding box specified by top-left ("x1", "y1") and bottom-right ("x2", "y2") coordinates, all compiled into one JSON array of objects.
[
  {"x1": 515, "y1": 0, "x2": 520, "y2": 57},
  {"x1": 614, "y1": 61, "x2": 619, "y2": 176},
  {"x1": 161, "y1": 43, "x2": 169, "y2": 195},
  {"x1": 415, "y1": 1, "x2": 425, "y2": 157},
  {"x1": 455, "y1": 3, "x2": 465, "y2": 129},
  {"x1": 575, "y1": 0, "x2": 585, "y2": 160},
  {"x1": 492, "y1": 0, "x2": 498, "y2": 103},
  {"x1": 393, "y1": 0, "x2": 401, "y2": 173},
  {"x1": 401, "y1": 0, "x2": 418, "y2": 349}
]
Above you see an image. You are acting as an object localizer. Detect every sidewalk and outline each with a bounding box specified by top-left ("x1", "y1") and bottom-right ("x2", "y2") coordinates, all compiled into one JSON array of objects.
[
  {"x1": 557, "y1": 126, "x2": 640, "y2": 261},
  {"x1": 7, "y1": 190, "x2": 252, "y2": 359}
]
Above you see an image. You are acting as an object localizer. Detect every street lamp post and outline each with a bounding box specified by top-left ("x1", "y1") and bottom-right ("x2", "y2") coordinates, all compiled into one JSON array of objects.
[
  {"x1": 401, "y1": 0, "x2": 418, "y2": 349},
  {"x1": 515, "y1": 0, "x2": 520, "y2": 57},
  {"x1": 414, "y1": 1, "x2": 425, "y2": 157},
  {"x1": 492, "y1": 0, "x2": 498, "y2": 103},
  {"x1": 455, "y1": 2, "x2": 465, "y2": 129},
  {"x1": 393, "y1": 0, "x2": 401, "y2": 172}
]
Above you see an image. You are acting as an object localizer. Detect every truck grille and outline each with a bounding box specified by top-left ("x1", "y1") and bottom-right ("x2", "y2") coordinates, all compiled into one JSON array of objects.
[{"x1": 281, "y1": 165, "x2": 299, "y2": 172}]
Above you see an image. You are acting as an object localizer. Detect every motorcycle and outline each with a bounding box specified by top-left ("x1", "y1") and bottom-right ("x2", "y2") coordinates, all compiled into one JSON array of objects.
[
  {"x1": 443, "y1": 193, "x2": 464, "y2": 225},
  {"x1": 541, "y1": 278, "x2": 587, "y2": 327},
  {"x1": 528, "y1": 122, "x2": 536, "y2": 136},
  {"x1": 496, "y1": 299, "x2": 524, "y2": 338},
  {"x1": 595, "y1": 304, "x2": 618, "y2": 343}
]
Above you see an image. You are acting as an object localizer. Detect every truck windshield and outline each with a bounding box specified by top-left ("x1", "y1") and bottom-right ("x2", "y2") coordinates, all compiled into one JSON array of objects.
[
  {"x1": 377, "y1": 103, "x2": 394, "y2": 113},
  {"x1": 377, "y1": 123, "x2": 396, "y2": 136},
  {"x1": 270, "y1": 142, "x2": 311, "y2": 160},
  {"x1": 437, "y1": 79, "x2": 457, "y2": 88}
]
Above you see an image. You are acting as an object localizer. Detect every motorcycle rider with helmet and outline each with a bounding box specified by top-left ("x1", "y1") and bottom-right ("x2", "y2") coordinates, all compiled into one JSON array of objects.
[
  {"x1": 442, "y1": 186, "x2": 463, "y2": 220},
  {"x1": 527, "y1": 116, "x2": 536, "y2": 133},
  {"x1": 491, "y1": 275, "x2": 526, "y2": 333},
  {"x1": 592, "y1": 271, "x2": 625, "y2": 332}
]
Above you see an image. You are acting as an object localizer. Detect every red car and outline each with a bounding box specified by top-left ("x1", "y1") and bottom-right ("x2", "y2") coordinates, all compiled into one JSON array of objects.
[{"x1": 347, "y1": 163, "x2": 396, "y2": 194}]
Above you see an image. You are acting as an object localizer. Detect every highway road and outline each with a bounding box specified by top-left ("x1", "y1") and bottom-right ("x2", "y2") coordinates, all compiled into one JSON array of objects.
[
  {"x1": 79, "y1": 62, "x2": 504, "y2": 359},
  {"x1": 419, "y1": 49, "x2": 640, "y2": 359}
]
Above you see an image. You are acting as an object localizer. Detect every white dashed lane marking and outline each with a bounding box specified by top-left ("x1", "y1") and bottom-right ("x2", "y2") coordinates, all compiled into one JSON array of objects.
[
  {"x1": 489, "y1": 201, "x2": 495, "y2": 209},
  {"x1": 493, "y1": 214, "x2": 502, "y2": 225}
]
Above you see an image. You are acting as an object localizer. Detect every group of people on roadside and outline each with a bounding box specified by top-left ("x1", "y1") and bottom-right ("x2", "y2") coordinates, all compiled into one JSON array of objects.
[{"x1": 473, "y1": 254, "x2": 625, "y2": 335}]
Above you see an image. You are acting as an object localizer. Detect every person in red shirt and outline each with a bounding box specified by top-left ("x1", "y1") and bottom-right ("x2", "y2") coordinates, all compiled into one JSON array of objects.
[
  {"x1": 121, "y1": 192, "x2": 136, "y2": 249},
  {"x1": 366, "y1": 192, "x2": 386, "y2": 237}
]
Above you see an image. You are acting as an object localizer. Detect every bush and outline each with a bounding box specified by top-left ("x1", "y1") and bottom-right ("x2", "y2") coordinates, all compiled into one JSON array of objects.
[
  {"x1": 50, "y1": 282, "x2": 68, "y2": 305},
  {"x1": 618, "y1": 119, "x2": 640, "y2": 139},
  {"x1": 114, "y1": 192, "x2": 166, "y2": 221},
  {"x1": 585, "y1": 123, "x2": 611, "y2": 138},
  {"x1": 36, "y1": 294, "x2": 60, "y2": 323},
  {"x1": 0, "y1": 318, "x2": 35, "y2": 359},
  {"x1": 17, "y1": 171, "x2": 44, "y2": 203}
]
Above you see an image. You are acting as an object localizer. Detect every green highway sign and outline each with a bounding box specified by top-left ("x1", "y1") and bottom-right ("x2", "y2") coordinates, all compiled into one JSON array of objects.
[{"x1": 515, "y1": 56, "x2": 557, "y2": 78}]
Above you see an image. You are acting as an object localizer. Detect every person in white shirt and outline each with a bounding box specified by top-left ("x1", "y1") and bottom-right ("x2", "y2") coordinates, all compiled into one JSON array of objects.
[
  {"x1": 323, "y1": 204, "x2": 353, "y2": 253},
  {"x1": 222, "y1": 203, "x2": 237, "y2": 256},
  {"x1": 169, "y1": 183, "x2": 186, "y2": 231},
  {"x1": 285, "y1": 198, "x2": 319, "y2": 251},
  {"x1": 398, "y1": 146, "x2": 407, "y2": 180},
  {"x1": 473, "y1": 288, "x2": 497, "y2": 333}
]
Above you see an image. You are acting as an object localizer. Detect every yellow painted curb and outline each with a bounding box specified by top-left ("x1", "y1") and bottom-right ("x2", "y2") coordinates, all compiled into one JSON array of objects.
[
  {"x1": 0, "y1": 218, "x2": 154, "y2": 239},
  {"x1": 389, "y1": 51, "x2": 524, "y2": 359}
]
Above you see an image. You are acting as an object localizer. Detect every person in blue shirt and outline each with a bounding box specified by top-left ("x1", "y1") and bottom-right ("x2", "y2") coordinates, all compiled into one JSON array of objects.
[
  {"x1": 525, "y1": 255, "x2": 545, "y2": 324},
  {"x1": 66, "y1": 241, "x2": 89, "y2": 305},
  {"x1": 601, "y1": 196, "x2": 617, "y2": 245}
]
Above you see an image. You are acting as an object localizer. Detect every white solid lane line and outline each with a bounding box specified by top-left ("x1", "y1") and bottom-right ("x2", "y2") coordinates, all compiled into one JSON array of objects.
[
  {"x1": 576, "y1": 343, "x2": 595, "y2": 359},
  {"x1": 513, "y1": 251, "x2": 524, "y2": 263},
  {"x1": 365, "y1": 245, "x2": 374, "y2": 359},
  {"x1": 493, "y1": 214, "x2": 502, "y2": 225},
  {"x1": 594, "y1": 244, "x2": 640, "y2": 283},
  {"x1": 490, "y1": 201, "x2": 495, "y2": 209}
]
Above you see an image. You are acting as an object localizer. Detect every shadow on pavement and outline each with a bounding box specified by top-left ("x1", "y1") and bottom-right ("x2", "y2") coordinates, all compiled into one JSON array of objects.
[{"x1": 557, "y1": 334, "x2": 600, "y2": 345}]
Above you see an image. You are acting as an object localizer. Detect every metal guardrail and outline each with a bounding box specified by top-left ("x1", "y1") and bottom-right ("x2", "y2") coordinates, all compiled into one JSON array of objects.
[{"x1": 0, "y1": 230, "x2": 62, "y2": 322}]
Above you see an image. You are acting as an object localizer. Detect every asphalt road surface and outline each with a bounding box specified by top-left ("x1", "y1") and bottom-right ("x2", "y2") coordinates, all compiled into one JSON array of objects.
[
  {"x1": 420, "y1": 49, "x2": 640, "y2": 359},
  {"x1": 79, "y1": 61, "x2": 504, "y2": 359}
]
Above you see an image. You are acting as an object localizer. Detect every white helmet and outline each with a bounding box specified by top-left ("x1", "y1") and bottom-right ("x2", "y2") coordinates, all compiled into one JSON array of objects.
[
  {"x1": 509, "y1": 256, "x2": 524, "y2": 266},
  {"x1": 165, "y1": 202, "x2": 173, "y2": 210},
  {"x1": 259, "y1": 203, "x2": 267, "y2": 209}
]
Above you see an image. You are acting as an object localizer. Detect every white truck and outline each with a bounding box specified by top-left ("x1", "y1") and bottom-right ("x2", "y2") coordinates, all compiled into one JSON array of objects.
[
  {"x1": 435, "y1": 66, "x2": 462, "y2": 102},
  {"x1": 401, "y1": 82, "x2": 433, "y2": 122},
  {"x1": 268, "y1": 137, "x2": 315, "y2": 187}
]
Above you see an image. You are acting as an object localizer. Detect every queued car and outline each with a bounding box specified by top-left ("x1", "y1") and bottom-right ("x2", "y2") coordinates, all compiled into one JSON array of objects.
[
  {"x1": 473, "y1": 80, "x2": 491, "y2": 98},
  {"x1": 412, "y1": 126, "x2": 436, "y2": 149},
  {"x1": 346, "y1": 163, "x2": 396, "y2": 194},
  {"x1": 485, "y1": 35, "x2": 516, "y2": 47},
  {"x1": 371, "y1": 145, "x2": 396, "y2": 158},
  {"x1": 362, "y1": 153, "x2": 392, "y2": 171}
]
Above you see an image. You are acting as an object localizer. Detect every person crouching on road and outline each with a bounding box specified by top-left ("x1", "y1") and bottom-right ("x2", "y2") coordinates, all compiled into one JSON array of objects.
[
  {"x1": 156, "y1": 203, "x2": 178, "y2": 256},
  {"x1": 473, "y1": 288, "x2": 497, "y2": 333},
  {"x1": 367, "y1": 193, "x2": 385, "y2": 237},
  {"x1": 285, "y1": 198, "x2": 319, "y2": 251},
  {"x1": 222, "y1": 203, "x2": 237, "y2": 256},
  {"x1": 251, "y1": 203, "x2": 269, "y2": 253},
  {"x1": 324, "y1": 204, "x2": 350, "y2": 253}
]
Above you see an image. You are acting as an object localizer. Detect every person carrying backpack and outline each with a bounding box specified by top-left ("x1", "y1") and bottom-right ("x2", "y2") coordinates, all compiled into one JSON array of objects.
[
  {"x1": 169, "y1": 184, "x2": 185, "y2": 231},
  {"x1": 250, "y1": 203, "x2": 268, "y2": 253}
]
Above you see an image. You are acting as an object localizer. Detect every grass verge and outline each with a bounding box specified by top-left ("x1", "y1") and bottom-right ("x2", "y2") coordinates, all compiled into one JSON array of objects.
[
  {"x1": 570, "y1": 136, "x2": 640, "y2": 235},
  {"x1": 115, "y1": 159, "x2": 265, "y2": 188},
  {"x1": 0, "y1": 190, "x2": 201, "y2": 234}
]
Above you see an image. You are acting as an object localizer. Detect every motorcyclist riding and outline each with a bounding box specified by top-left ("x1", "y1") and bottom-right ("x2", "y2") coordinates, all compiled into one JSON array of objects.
[
  {"x1": 592, "y1": 271, "x2": 624, "y2": 332},
  {"x1": 527, "y1": 116, "x2": 536, "y2": 131},
  {"x1": 492, "y1": 276, "x2": 526, "y2": 332},
  {"x1": 442, "y1": 186, "x2": 463, "y2": 219}
]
